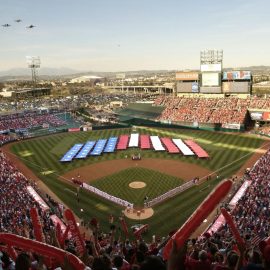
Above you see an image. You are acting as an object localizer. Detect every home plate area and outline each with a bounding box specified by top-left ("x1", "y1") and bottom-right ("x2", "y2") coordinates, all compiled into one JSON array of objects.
[{"x1": 123, "y1": 207, "x2": 154, "y2": 220}]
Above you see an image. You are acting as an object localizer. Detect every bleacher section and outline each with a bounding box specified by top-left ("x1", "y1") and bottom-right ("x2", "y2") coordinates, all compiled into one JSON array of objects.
[
  {"x1": 60, "y1": 143, "x2": 83, "y2": 162},
  {"x1": 172, "y1": 139, "x2": 195, "y2": 156},
  {"x1": 206, "y1": 180, "x2": 252, "y2": 235},
  {"x1": 184, "y1": 140, "x2": 209, "y2": 158},
  {"x1": 117, "y1": 135, "x2": 129, "y2": 150},
  {"x1": 75, "y1": 141, "x2": 96, "y2": 159},
  {"x1": 103, "y1": 137, "x2": 118, "y2": 153},
  {"x1": 140, "y1": 135, "x2": 152, "y2": 149},
  {"x1": 128, "y1": 133, "x2": 139, "y2": 147},
  {"x1": 160, "y1": 137, "x2": 180, "y2": 154},
  {"x1": 90, "y1": 139, "x2": 107, "y2": 156},
  {"x1": 150, "y1": 136, "x2": 166, "y2": 151},
  {"x1": 155, "y1": 96, "x2": 250, "y2": 126}
]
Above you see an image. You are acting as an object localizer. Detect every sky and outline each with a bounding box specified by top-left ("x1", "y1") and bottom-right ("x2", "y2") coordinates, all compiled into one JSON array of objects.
[{"x1": 0, "y1": 0, "x2": 270, "y2": 72}]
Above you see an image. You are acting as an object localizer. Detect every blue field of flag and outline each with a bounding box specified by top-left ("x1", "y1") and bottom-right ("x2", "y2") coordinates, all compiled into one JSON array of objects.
[
  {"x1": 90, "y1": 139, "x2": 107, "y2": 156},
  {"x1": 60, "y1": 143, "x2": 83, "y2": 162},
  {"x1": 103, "y1": 137, "x2": 118, "y2": 153},
  {"x1": 75, "y1": 141, "x2": 96, "y2": 159}
]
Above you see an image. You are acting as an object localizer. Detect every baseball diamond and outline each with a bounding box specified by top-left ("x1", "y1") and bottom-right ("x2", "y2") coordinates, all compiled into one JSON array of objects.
[{"x1": 4, "y1": 126, "x2": 267, "y2": 240}]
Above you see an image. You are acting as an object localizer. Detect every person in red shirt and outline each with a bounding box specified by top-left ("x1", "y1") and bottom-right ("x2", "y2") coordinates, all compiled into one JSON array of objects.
[
  {"x1": 186, "y1": 250, "x2": 212, "y2": 270},
  {"x1": 213, "y1": 251, "x2": 239, "y2": 270}
]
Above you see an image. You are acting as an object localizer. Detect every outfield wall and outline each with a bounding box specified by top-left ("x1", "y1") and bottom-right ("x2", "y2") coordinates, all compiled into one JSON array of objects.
[
  {"x1": 119, "y1": 117, "x2": 245, "y2": 132},
  {"x1": 5, "y1": 116, "x2": 245, "y2": 147},
  {"x1": 92, "y1": 123, "x2": 130, "y2": 131}
]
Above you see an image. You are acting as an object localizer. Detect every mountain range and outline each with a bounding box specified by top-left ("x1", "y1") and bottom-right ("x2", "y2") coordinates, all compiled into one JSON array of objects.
[
  {"x1": 0, "y1": 66, "x2": 269, "y2": 82},
  {"x1": 0, "y1": 67, "x2": 80, "y2": 77}
]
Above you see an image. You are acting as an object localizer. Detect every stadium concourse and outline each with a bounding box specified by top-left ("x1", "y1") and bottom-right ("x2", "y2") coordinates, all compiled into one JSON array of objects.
[{"x1": 2, "y1": 137, "x2": 270, "y2": 269}]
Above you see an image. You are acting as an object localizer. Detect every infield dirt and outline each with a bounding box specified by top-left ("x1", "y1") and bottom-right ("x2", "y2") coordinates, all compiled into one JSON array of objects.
[{"x1": 62, "y1": 158, "x2": 212, "y2": 183}]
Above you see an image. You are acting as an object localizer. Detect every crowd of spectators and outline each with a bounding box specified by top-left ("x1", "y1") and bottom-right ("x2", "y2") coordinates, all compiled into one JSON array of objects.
[
  {"x1": 2, "y1": 144, "x2": 270, "y2": 269},
  {"x1": 181, "y1": 148, "x2": 270, "y2": 270},
  {"x1": 154, "y1": 96, "x2": 270, "y2": 125},
  {"x1": 0, "y1": 93, "x2": 155, "y2": 113},
  {"x1": 0, "y1": 92, "x2": 157, "y2": 132},
  {"x1": 0, "y1": 134, "x2": 16, "y2": 145},
  {"x1": 0, "y1": 112, "x2": 66, "y2": 132},
  {"x1": 214, "y1": 148, "x2": 270, "y2": 244},
  {"x1": 0, "y1": 151, "x2": 55, "y2": 241},
  {"x1": 257, "y1": 126, "x2": 270, "y2": 136}
]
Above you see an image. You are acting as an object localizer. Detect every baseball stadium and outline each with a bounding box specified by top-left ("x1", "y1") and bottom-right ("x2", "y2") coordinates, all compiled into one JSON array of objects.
[
  {"x1": 2, "y1": 50, "x2": 270, "y2": 269},
  {"x1": 4, "y1": 124, "x2": 264, "y2": 235}
]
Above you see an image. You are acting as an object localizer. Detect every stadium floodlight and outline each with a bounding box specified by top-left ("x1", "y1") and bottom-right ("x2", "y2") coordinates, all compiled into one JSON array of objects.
[
  {"x1": 116, "y1": 73, "x2": 125, "y2": 92},
  {"x1": 26, "y1": 56, "x2": 41, "y2": 88},
  {"x1": 200, "y1": 49, "x2": 223, "y2": 65}
]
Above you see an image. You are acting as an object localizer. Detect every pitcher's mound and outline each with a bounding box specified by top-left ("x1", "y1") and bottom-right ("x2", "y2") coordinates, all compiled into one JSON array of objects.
[
  {"x1": 129, "y1": 181, "x2": 146, "y2": 189},
  {"x1": 124, "y1": 207, "x2": 154, "y2": 220}
]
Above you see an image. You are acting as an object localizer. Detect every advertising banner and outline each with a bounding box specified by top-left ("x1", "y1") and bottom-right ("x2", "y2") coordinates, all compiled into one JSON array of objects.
[
  {"x1": 176, "y1": 72, "x2": 199, "y2": 81},
  {"x1": 200, "y1": 86, "x2": 221, "y2": 93},
  {"x1": 222, "y1": 82, "x2": 249, "y2": 93},
  {"x1": 14, "y1": 128, "x2": 28, "y2": 133},
  {"x1": 262, "y1": 112, "x2": 270, "y2": 121},
  {"x1": 222, "y1": 82, "x2": 231, "y2": 93},
  {"x1": 250, "y1": 111, "x2": 263, "y2": 121},
  {"x1": 206, "y1": 214, "x2": 225, "y2": 235},
  {"x1": 229, "y1": 181, "x2": 251, "y2": 208},
  {"x1": 192, "y1": 82, "x2": 199, "y2": 93},
  {"x1": 222, "y1": 123, "x2": 241, "y2": 130},
  {"x1": 177, "y1": 82, "x2": 193, "y2": 93},
  {"x1": 50, "y1": 215, "x2": 67, "y2": 234},
  {"x1": 223, "y1": 71, "x2": 251, "y2": 80},
  {"x1": 206, "y1": 180, "x2": 251, "y2": 235},
  {"x1": 26, "y1": 186, "x2": 49, "y2": 211},
  {"x1": 68, "y1": 128, "x2": 80, "y2": 132}
]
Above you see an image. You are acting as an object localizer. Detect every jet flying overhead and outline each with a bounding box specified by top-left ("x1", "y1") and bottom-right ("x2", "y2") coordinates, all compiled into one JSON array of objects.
[{"x1": 26, "y1": 24, "x2": 36, "y2": 29}]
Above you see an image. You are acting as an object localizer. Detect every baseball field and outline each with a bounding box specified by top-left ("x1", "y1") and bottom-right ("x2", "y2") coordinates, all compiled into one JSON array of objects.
[{"x1": 5, "y1": 126, "x2": 267, "y2": 240}]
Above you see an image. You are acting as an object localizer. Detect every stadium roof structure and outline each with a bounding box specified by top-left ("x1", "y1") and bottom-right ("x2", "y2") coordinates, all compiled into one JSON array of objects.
[
  {"x1": 69, "y1": 75, "x2": 103, "y2": 83},
  {"x1": 14, "y1": 87, "x2": 51, "y2": 94}
]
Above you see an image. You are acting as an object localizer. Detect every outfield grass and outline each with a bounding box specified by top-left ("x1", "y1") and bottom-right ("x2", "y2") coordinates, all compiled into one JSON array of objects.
[{"x1": 10, "y1": 127, "x2": 265, "y2": 240}]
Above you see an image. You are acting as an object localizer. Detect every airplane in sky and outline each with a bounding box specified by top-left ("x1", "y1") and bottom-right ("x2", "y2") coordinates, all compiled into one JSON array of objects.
[
  {"x1": 26, "y1": 24, "x2": 36, "y2": 29},
  {"x1": 14, "y1": 19, "x2": 22, "y2": 23},
  {"x1": 2, "y1": 24, "x2": 11, "y2": 27}
]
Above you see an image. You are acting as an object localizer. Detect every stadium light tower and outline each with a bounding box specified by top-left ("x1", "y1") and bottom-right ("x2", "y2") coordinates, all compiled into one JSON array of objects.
[
  {"x1": 26, "y1": 56, "x2": 41, "y2": 88},
  {"x1": 116, "y1": 73, "x2": 125, "y2": 93},
  {"x1": 200, "y1": 49, "x2": 223, "y2": 65}
]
